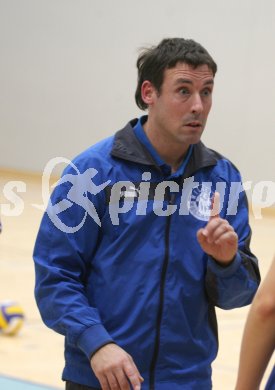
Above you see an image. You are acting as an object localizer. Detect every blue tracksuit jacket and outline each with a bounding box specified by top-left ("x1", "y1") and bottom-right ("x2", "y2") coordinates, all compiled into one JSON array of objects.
[{"x1": 33, "y1": 118, "x2": 260, "y2": 389}]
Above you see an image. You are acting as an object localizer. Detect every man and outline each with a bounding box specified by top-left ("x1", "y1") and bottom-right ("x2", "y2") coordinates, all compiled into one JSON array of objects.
[{"x1": 34, "y1": 38, "x2": 260, "y2": 390}]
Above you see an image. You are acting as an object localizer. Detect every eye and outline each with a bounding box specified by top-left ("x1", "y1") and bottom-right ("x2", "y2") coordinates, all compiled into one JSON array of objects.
[
  {"x1": 179, "y1": 87, "x2": 190, "y2": 95},
  {"x1": 201, "y1": 88, "x2": 212, "y2": 97}
]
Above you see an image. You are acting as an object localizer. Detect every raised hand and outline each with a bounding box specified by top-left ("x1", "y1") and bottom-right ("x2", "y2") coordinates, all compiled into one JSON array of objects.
[{"x1": 197, "y1": 192, "x2": 238, "y2": 265}]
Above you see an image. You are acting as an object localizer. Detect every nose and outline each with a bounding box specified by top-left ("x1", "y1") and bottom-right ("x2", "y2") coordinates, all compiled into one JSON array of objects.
[{"x1": 190, "y1": 93, "x2": 203, "y2": 114}]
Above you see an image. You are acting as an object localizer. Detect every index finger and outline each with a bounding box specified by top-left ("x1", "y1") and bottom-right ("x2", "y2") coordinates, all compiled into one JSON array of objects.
[
  {"x1": 123, "y1": 360, "x2": 143, "y2": 390},
  {"x1": 210, "y1": 191, "x2": 220, "y2": 219}
]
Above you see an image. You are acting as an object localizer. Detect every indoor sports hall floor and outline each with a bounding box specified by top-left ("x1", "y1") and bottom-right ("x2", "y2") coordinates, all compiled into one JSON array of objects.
[{"x1": 0, "y1": 169, "x2": 274, "y2": 390}]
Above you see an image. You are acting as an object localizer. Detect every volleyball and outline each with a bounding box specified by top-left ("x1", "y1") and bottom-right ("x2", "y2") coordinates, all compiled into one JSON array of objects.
[{"x1": 0, "y1": 301, "x2": 25, "y2": 336}]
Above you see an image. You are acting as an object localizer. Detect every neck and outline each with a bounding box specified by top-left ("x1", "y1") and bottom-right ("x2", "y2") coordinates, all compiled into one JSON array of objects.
[{"x1": 143, "y1": 120, "x2": 190, "y2": 172}]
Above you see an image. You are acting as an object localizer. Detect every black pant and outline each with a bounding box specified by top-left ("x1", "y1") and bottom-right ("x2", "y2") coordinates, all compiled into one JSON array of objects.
[{"x1": 66, "y1": 381, "x2": 100, "y2": 390}]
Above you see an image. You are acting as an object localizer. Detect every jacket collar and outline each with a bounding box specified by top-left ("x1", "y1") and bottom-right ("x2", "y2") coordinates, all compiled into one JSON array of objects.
[{"x1": 111, "y1": 119, "x2": 220, "y2": 177}]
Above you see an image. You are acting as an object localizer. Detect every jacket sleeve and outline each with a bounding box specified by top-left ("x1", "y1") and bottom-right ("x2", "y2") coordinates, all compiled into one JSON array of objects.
[
  {"x1": 205, "y1": 177, "x2": 260, "y2": 310},
  {"x1": 33, "y1": 164, "x2": 114, "y2": 360}
]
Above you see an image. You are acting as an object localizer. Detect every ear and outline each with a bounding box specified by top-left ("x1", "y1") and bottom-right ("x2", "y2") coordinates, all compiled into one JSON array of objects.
[{"x1": 141, "y1": 80, "x2": 156, "y2": 106}]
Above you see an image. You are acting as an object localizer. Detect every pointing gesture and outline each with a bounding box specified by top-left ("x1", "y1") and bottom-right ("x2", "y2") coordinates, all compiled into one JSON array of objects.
[{"x1": 197, "y1": 192, "x2": 238, "y2": 265}]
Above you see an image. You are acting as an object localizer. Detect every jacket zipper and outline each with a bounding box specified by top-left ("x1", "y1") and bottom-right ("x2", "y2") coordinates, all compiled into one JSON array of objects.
[{"x1": 149, "y1": 192, "x2": 175, "y2": 390}]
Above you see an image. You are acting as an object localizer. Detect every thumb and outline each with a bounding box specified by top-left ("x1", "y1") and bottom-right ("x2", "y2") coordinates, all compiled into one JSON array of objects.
[{"x1": 197, "y1": 227, "x2": 207, "y2": 244}]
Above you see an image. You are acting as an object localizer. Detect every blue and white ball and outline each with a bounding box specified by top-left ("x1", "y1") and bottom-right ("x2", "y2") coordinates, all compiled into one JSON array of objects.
[{"x1": 0, "y1": 301, "x2": 25, "y2": 335}]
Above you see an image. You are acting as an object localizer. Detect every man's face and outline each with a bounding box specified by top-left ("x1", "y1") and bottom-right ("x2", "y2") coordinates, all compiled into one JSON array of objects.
[{"x1": 144, "y1": 62, "x2": 214, "y2": 147}]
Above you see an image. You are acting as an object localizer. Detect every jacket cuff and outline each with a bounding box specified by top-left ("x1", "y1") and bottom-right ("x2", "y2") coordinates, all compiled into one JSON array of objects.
[
  {"x1": 77, "y1": 323, "x2": 114, "y2": 360},
  {"x1": 207, "y1": 252, "x2": 242, "y2": 278}
]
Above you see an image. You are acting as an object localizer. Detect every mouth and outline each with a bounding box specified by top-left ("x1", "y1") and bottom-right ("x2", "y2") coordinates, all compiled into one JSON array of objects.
[{"x1": 185, "y1": 121, "x2": 202, "y2": 128}]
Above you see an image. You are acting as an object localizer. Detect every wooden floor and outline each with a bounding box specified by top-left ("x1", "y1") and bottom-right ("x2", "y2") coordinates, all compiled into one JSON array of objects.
[{"x1": 0, "y1": 170, "x2": 274, "y2": 389}]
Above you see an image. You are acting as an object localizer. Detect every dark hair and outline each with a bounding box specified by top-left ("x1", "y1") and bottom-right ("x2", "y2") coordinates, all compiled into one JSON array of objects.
[{"x1": 135, "y1": 38, "x2": 217, "y2": 110}]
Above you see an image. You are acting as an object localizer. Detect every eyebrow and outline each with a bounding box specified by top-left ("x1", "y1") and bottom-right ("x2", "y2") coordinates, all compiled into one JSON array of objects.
[{"x1": 174, "y1": 78, "x2": 214, "y2": 86}]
